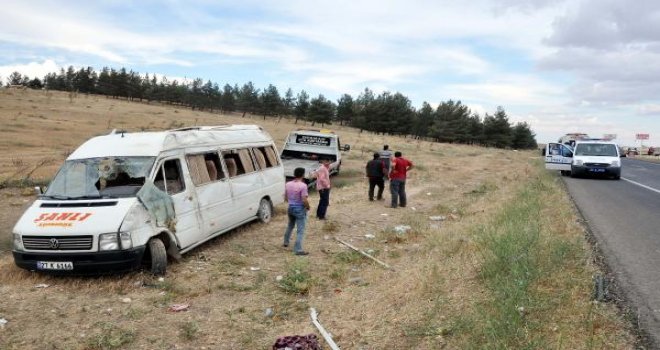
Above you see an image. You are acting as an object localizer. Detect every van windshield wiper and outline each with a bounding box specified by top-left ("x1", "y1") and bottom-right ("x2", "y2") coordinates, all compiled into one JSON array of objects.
[
  {"x1": 68, "y1": 194, "x2": 118, "y2": 200},
  {"x1": 42, "y1": 195, "x2": 74, "y2": 200}
]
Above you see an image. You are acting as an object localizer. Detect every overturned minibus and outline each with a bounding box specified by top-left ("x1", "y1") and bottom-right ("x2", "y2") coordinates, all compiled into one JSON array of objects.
[{"x1": 12, "y1": 125, "x2": 284, "y2": 275}]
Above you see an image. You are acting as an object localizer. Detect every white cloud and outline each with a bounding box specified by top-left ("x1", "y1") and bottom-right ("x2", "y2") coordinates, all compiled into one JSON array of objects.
[{"x1": 0, "y1": 60, "x2": 59, "y2": 81}]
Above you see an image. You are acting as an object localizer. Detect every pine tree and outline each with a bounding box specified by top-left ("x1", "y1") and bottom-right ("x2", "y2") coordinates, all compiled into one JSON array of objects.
[
  {"x1": 220, "y1": 84, "x2": 236, "y2": 112},
  {"x1": 511, "y1": 122, "x2": 537, "y2": 149},
  {"x1": 308, "y1": 94, "x2": 335, "y2": 126},
  {"x1": 293, "y1": 90, "x2": 310, "y2": 124},
  {"x1": 260, "y1": 84, "x2": 282, "y2": 119},
  {"x1": 336, "y1": 94, "x2": 354, "y2": 126},
  {"x1": 282, "y1": 88, "x2": 295, "y2": 117},
  {"x1": 483, "y1": 106, "x2": 512, "y2": 148}
]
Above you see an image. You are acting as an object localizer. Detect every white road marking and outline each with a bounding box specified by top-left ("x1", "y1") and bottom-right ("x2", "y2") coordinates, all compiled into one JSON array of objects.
[{"x1": 622, "y1": 177, "x2": 660, "y2": 195}]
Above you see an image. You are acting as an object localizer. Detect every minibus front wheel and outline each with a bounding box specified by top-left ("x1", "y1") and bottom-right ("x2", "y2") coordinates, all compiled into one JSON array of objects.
[
  {"x1": 147, "y1": 238, "x2": 167, "y2": 276},
  {"x1": 257, "y1": 198, "x2": 273, "y2": 224}
]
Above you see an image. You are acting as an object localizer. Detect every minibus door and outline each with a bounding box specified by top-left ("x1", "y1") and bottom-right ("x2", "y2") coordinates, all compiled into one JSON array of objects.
[{"x1": 153, "y1": 158, "x2": 203, "y2": 249}]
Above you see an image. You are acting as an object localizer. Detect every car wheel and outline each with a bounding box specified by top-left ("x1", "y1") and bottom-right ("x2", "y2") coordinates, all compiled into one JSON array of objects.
[
  {"x1": 148, "y1": 238, "x2": 167, "y2": 276},
  {"x1": 570, "y1": 167, "x2": 577, "y2": 178},
  {"x1": 257, "y1": 198, "x2": 273, "y2": 223}
]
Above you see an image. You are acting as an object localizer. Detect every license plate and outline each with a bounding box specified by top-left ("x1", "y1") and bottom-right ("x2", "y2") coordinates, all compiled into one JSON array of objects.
[
  {"x1": 37, "y1": 261, "x2": 73, "y2": 271},
  {"x1": 589, "y1": 168, "x2": 606, "y2": 173}
]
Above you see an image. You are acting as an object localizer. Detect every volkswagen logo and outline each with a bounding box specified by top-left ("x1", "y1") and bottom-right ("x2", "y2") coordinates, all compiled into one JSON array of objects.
[{"x1": 49, "y1": 238, "x2": 59, "y2": 249}]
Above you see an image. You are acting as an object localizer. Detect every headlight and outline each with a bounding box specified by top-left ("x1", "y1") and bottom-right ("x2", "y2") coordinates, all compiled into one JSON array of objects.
[
  {"x1": 13, "y1": 233, "x2": 24, "y2": 251},
  {"x1": 611, "y1": 160, "x2": 620, "y2": 167},
  {"x1": 99, "y1": 233, "x2": 119, "y2": 251},
  {"x1": 119, "y1": 232, "x2": 132, "y2": 250},
  {"x1": 574, "y1": 160, "x2": 583, "y2": 166}
]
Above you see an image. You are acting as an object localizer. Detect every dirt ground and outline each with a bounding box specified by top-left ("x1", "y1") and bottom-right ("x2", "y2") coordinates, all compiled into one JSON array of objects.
[{"x1": 0, "y1": 89, "x2": 633, "y2": 349}]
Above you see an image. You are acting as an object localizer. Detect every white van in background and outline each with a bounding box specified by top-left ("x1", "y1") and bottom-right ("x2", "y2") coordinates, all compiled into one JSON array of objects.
[
  {"x1": 280, "y1": 129, "x2": 349, "y2": 185},
  {"x1": 545, "y1": 140, "x2": 622, "y2": 179},
  {"x1": 12, "y1": 125, "x2": 284, "y2": 275}
]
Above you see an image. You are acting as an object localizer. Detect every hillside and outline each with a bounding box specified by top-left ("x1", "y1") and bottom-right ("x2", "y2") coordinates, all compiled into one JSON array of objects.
[{"x1": 0, "y1": 89, "x2": 634, "y2": 349}]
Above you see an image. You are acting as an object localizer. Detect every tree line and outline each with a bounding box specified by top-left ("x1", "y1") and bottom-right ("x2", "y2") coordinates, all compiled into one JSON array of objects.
[{"x1": 3, "y1": 67, "x2": 537, "y2": 149}]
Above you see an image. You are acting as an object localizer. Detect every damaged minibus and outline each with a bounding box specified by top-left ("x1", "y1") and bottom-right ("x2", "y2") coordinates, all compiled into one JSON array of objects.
[{"x1": 12, "y1": 125, "x2": 284, "y2": 275}]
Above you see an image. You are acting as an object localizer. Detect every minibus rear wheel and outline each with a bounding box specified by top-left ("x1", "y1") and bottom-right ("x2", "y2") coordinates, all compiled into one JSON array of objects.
[
  {"x1": 148, "y1": 238, "x2": 167, "y2": 276},
  {"x1": 257, "y1": 198, "x2": 273, "y2": 223}
]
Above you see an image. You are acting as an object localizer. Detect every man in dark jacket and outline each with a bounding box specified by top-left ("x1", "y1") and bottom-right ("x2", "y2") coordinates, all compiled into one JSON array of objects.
[{"x1": 365, "y1": 152, "x2": 387, "y2": 201}]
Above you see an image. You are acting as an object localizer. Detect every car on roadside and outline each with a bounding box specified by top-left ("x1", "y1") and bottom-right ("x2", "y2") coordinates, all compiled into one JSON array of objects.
[
  {"x1": 648, "y1": 147, "x2": 660, "y2": 156},
  {"x1": 626, "y1": 147, "x2": 639, "y2": 156},
  {"x1": 570, "y1": 140, "x2": 622, "y2": 180}
]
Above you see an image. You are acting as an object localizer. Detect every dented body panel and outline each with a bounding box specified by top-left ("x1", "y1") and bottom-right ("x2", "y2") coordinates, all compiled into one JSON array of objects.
[{"x1": 12, "y1": 125, "x2": 285, "y2": 274}]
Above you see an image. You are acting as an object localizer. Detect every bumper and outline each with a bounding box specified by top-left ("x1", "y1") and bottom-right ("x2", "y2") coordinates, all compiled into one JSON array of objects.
[
  {"x1": 12, "y1": 246, "x2": 146, "y2": 275},
  {"x1": 572, "y1": 165, "x2": 621, "y2": 177}
]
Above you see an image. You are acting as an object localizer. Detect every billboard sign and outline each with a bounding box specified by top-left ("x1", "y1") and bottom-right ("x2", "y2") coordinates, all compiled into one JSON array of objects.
[{"x1": 636, "y1": 133, "x2": 650, "y2": 140}]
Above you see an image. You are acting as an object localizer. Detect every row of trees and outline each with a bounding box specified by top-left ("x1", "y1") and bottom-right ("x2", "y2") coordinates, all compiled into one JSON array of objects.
[{"x1": 3, "y1": 67, "x2": 537, "y2": 149}]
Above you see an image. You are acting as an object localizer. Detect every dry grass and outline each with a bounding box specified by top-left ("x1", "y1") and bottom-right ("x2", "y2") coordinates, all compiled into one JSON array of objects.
[{"x1": 0, "y1": 89, "x2": 634, "y2": 349}]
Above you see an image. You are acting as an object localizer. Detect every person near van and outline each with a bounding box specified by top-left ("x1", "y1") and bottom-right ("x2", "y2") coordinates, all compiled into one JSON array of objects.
[
  {"x1": 311, "y1": 158, "x2": 331, "y2": 220},
  {"x1": 283, "y1": 167, "x2": 311, "y2": 255},
  {"x1": 388, "y1": 151, "x2": 413, "y2": 208},
  {"x1": 379, "y1": 145, "x2": 393, "y2": 177},
  {"x1": 366, "y1": 152, "x2": 387, "y2": 201}
]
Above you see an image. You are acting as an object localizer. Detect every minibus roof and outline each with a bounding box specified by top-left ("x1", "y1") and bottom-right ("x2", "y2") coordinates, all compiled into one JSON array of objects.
[{"x1": 68, "y1": 125, "x2": 270, "y2": 160}]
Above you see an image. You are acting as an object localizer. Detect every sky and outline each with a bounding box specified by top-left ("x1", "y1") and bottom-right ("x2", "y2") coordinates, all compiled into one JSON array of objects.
[{"x1": 1, "y1": 0, "x2": 659, "y2": 146}]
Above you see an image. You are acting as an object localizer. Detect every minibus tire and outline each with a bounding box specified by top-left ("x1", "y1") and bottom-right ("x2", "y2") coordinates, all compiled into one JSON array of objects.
[
  {"x1": 148, "y1": 238, "x2": 167, "y2": 276},
  {"x1": 257, "y1": 198, "x2": 273, "y2": 224}
]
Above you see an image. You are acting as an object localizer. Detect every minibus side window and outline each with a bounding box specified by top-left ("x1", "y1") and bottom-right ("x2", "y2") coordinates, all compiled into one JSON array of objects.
[
  {"x1": 221, "y1": 150, "x2": 246, "y2": 178},
  {"x1": 251, "y1": 148, "x2": 267, "y2": 170},
  {"x1": 256, "y1": 146, "x2": 279, "y2": 168},
  {"x1": 186, "y1": 152, "x2": 226, "y2": 186},
  {"x1": 154, "y1": 159, "x2": 185, "y2": 195},
  {"x1": 238, "y1": 148, "x2": 256, "y2": 173}
]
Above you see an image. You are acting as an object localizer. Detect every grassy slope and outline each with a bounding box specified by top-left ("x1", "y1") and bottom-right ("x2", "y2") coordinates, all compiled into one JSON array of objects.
[{"x1": 0, "y1": 89, "x2": 634, "y2": 349}]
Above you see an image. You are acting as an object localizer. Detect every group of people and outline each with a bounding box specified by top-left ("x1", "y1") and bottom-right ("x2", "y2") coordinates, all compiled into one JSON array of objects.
[{"x1": 282, "y1": 145, "x2": 413, "y2": 256}]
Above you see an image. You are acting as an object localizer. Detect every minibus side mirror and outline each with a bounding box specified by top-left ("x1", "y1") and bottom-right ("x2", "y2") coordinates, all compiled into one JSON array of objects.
[
  {"x1": 34, "y1": 186, "x2": 43, "y2": 195},
  {"x1": 342, "y1": 144, "x2": 351, "y2": 152}
]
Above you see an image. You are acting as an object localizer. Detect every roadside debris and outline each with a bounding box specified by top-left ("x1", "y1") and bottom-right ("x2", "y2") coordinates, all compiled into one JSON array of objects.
[
  {"x1": 429, "y1": 216, "x2": 446, "y2": 221},
  {"x1": 275, "y1": 275, "x2": 284, "y2": 282},
  {"x1": 380, "y1": 213, "x2": 389, "y2": 216},
  {"x1": 34, "y1": 283, "x2": 50, "y2": 289},
  {"x1": 364, "y1": 234, "x2": 375, "y2": 239},
  {"x1": 335, "y1": 237, "x2": 393, "y2": 270},
  {"x1": 121, "y1": 297, "x2": 132, "y2": 303},
  {"x1": 168, "y1": 303, "x2": 190, "y2": 312},
  {"x1": 0, "y1": 318, "x2": 7, "y2": 328},
  {"x1": 310, "y1": 308, "x2": 340, "y2": 350},
  {"x1": 264, "y1": 308, "x2": 274, "y2": 318},
  {"x1": 273, "y1": 333, "x2": 321, "y2": 350},
  {"x1": 348, "y1": 277, "x2": 367, "y2": 286},
  {"x1": 250, "y1": 266, "x2": 261, "y2": 271},
  {"x1": 158, "y1": 277, "x2": 165, "y2": 282},
  {"x1": 393, "y1": 225, "x2": 412, "y2": 235}
]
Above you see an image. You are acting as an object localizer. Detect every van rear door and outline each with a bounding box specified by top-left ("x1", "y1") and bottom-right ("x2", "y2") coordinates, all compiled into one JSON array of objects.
[{"x1": 545, "y1": 143, "x2": 573, "y2": 171}]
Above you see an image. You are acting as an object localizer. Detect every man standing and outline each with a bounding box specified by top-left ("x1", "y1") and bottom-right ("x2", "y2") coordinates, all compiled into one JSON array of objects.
[
  {"x1": 366, "y1": 152, "x2": 387, "y2": 201},
  {"x1": 283, "y1": 167, "x2": 310, "y2": 255},
  {"x1": 311, "y1": 158, "x2": 331, "y2": 220},
  {"x1": 389, "y1": 151, "x2": 413, "y2": 208},
  {"x1": 379, "y1": 145, "x2": 392, "y2": 175}
]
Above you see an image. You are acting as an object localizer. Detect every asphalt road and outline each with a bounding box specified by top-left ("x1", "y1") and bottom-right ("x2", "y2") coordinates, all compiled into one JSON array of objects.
[{"x1": 563, "y1": 158, "x2": 660, "y2": 346}]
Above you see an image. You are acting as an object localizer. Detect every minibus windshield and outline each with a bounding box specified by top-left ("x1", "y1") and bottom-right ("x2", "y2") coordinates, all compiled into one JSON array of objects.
[{"x1": 44, "y1": 157, "x2": 155, "y2": 199}]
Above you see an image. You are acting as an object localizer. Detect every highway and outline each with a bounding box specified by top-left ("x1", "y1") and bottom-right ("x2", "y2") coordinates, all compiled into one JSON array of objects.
[{"x1": 563, "y1": 158, "x2": 660, "y2": 346}]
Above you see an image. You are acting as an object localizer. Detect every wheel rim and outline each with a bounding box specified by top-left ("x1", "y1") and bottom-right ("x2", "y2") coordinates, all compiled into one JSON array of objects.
[{"x1": 260, "y1": 200, "x2": 271, "y2": 222}]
